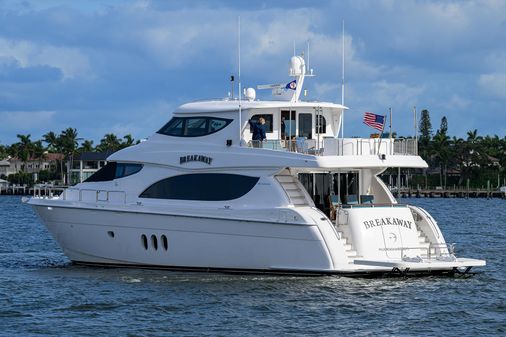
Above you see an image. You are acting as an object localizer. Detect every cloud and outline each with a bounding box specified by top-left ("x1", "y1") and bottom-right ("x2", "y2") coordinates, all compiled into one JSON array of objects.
[
  {"x1": 0, "y1": 38, "x2": 92, "y2": 79},
  {"x1": 368, "y1": 80, "x2": 426, "y2": 109},
  {"x1": 0, "y1": 0, "x2": 505, "y2": 143},
  {"x1": 443, "y1": 94, "x2": 471, "y2": 111},
  {"x1": 313, "y1": 82, "x2": 339, "y2": 99},
  {"x1": 479, "y1": 73, "x2": 506, "y2": 98},
  {"x1": 0, "y1": 110, "x2": 56, "y2": 131}
]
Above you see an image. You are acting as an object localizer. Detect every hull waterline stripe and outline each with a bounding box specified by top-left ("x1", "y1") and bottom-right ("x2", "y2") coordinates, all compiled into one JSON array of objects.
[{"x1": 71, "y1": 261, "x2": 477, "y2": 278}]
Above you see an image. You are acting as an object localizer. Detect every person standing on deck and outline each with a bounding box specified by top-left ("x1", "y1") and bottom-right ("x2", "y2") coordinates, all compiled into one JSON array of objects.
[
  {"x1": 249, "y1": 117, "x2": 266, "y2": 147},
  {"x1": 281, "y1": 116, "x2": 286, "y2": 140}
]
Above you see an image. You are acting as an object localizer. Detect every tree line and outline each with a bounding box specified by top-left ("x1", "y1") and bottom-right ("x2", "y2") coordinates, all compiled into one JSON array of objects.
[
  {"x1": 1, "y1": 113, "x2": 505, "y2": 189},
  {"x1": 414, "y1": 109, "x2": 505, "y2": 189},
  {"x1": 0, "y1": 128, "x2": 140, "y2": 184}
]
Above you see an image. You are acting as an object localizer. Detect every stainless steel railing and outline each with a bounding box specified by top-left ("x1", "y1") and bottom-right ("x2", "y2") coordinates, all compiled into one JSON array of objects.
[
  {"x1": 379, "y1": 242, "x2": 455, "y2": 260},
  {"x1": 63, "y1": 188, "x2": 127, "y2": 204},
  {"x1": 247, "y1": 138, "x2": 418, "y2": 156}
]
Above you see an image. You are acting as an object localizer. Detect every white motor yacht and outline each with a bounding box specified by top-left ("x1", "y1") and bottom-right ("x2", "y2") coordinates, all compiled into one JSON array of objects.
[{"x1": 27, "y1": 55, "x2": 485, "y2": 276}]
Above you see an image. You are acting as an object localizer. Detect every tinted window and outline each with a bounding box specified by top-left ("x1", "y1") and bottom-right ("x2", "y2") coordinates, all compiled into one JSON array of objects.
[
  {"x1": 164, "y1": 118, "x2": 184, "y2": 136},
  {"x1": 316, "y1": 115, "x2": 327, "y2": 134},
  {"x1": 85, "y1": 162, "x2": 117, "y2": 182},
  {"x1": 85, "y1": 162, "x2": 143, "y2": 182},
  {"x1": 115, "y1": 163, "x2": 143, "y2": 178},
  {"x1": 250, "y1": 114, "x2": 273, "y2": 133},
  {"x1": 140, "y1": 173, "x2": 259, "y2": 201},
  {"x1": 186, "y1": 118, "x2": 209, "y2": 136},
  {"x1": 210, "y1": 119, "x2": 228, "y2": 132},
  {"x1": 158, "y1": 117, "x2": 232, "y2": 137}
]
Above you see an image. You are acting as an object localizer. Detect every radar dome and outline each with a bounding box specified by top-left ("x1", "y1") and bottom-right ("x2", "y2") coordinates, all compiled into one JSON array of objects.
[
  {"x1": 245, "y1": 87, "x2": 256, "y2": 101},
  {"x1": 289, "y1": 56, "x2": 306, "y2": 76}
]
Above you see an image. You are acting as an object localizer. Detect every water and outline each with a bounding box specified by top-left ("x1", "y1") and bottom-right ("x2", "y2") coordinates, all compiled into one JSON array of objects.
[{"x1": 0, "y1": 196, "x2": 504, "y2": 336}]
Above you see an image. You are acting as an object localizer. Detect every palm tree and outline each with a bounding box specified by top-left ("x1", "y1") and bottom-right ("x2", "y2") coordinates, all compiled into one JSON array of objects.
[
  {"x1": 79, "y1": 140, "x2": 94, "y2": 153},
  {"x1": 42, "y1": 131, "x2": 59, "y2": 152},
  {"x1": 98, "y1": 133, "x2": 121, "y2": 152},
  {"x1": 121, "y1": 134, "x2": 135, "y2": 149},
  {"x1": 433, "y1": 132, "x2": 450, "y2": 187},
  {"x1": 59, "y1": 128, "x2": 80, "y2": 185},
  {"x1": 466, "y1": 129, "x2": 486, "y2": 169},
  {"x1": 32, "y1": 140, "x2": 46, "y2": 181},
  {"x1": 0, "y1": 144, "x2": 7, "y2": 160},
  {"x1": 16, "y1": 134, "x2": 33, "y2": 173},
  {"x1": 43, "y1": 131, "x2": 65, "y2": 183}
]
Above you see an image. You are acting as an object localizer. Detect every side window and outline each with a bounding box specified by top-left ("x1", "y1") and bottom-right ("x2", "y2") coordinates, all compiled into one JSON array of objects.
[
  {"x1": 115, "y1": 163, "x2": 143, "y2": 179},
  {"x1": 250, "y1": 114, "x2": 273, "y2": 133},
  {"x1": 157, "y1": 117, "x2": 232, "y2": 137},
  {"x1": 210, "y1": 119, "x2": 228, "y2": 132},
  {"x1": 85, "y1": 162, "x2": 143, "y2": 182},
  {"x1": 139, "y1": 173, "x2": 259, "y2": 201},
  {"x1": 186, "y1": 118, "x2": 209, "y2": 136},
  {"x1": 160, "y1": 118, "x2": 184, "y2": 136},
  {"x1": 316, "y1": 115, "x2": 327, "y2": 134},
  {"x1": 85, "y1": 162, "x2": 117, "y2": 182}
]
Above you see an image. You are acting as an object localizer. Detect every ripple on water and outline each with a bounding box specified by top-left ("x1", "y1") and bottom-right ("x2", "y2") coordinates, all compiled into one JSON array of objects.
[{"x1": 0, "y1": 196, "x2": 505, "y2": 336}]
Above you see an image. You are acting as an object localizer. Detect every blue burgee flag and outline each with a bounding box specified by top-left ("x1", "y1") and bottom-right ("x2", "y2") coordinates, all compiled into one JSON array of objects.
[{"x1": 285, "y1": 80, "x2": 297, "y2": 90}]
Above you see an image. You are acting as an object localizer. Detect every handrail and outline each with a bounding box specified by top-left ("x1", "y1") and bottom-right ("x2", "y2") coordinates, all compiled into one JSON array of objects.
[
  {"x1": 379, "y1": 242, "x2": 455, "y2": 260},
  {"x1": 408, "y1": 205, "x2": 441, "y2": 239},
  {"x1": 62, "y1": 188, "x2": 127, "y2": 204},
  {"x1": 339, "y1": 203, "x2": 408, "y2": 209},
  {"x1": 247, "y1": 138, "x2": 417, "y2": 156}
]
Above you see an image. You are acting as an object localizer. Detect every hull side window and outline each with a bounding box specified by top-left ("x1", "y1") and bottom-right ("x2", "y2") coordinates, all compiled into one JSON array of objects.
[
  {"x1": 139, "y1": 173, "x2": 259, "y2": 201},
  {"x1": 85, "y1": 162, "x2": 143, "y2": 182}
]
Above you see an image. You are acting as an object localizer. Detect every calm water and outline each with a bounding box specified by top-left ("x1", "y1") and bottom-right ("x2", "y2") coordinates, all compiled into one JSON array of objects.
[{"x1": 0, "y1": 196, "x2": 504, "y2": 336}]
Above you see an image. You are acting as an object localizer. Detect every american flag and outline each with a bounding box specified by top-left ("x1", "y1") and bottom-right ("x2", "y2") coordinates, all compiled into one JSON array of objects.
[{"x1": 363, "y1": 112, "x2": 385, "y2": 131}]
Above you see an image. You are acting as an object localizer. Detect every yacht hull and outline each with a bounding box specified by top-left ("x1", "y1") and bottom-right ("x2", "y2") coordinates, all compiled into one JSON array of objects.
[
  {"x1": 30, "y1": 202, "x2": 485, "y2": 276},
  {"x1": 32, "y1": 204, "x2": 338, "y2": 272}
]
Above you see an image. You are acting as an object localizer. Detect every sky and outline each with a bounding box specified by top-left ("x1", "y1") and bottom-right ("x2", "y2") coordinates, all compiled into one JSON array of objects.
[{"x1": 0, "y1": 0, "x2": 505, "y2": 145}]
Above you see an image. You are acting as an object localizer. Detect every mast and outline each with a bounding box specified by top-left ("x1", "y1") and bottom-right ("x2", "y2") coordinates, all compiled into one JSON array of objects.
[
  {"x1": 238, "y1": 16, "x2": 242, "y2": 143},
  {"x1": 340, "y1": 20, "x2": 345, "y2": 140},
  {"x1": 389, "y1": 107, "x2": 392, "y2": 140}
]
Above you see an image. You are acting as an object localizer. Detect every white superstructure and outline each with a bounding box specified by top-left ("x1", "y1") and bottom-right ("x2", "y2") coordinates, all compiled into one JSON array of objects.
[{"x1": 27, "y1": 55, "x2": 485, "y2": 276}]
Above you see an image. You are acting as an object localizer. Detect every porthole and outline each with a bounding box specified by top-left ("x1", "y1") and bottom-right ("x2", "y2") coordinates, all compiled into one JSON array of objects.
[
  {"x1": 161, "y1": 235, "x2": 168, "y2": 251},
  {"x1": 151, "y1": 235, "x2": 158, "y2": 250},
  {"x1": 141, "y1": 234, "x2": 148, "y2": 250},
  {"x1": 107, "y1": 231, "x2": 115, "y2": 238}
]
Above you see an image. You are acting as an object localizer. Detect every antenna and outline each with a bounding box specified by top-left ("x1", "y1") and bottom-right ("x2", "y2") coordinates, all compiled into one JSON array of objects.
[
  {"x1": 230, "y1": 75, "x2": 234, "y2": 99},
  {"x1": 341, "y1": 20, "x2": 345, "y2": 139},
  {"x1": 306, "y1": 40, "x2": 310, "y2": 74},
  {"x1": 238, "y1": 16, "x2": 242, "y2": 143},
  {"x1": 341, "y1": 20, "x2": 345, "y2": 107}
]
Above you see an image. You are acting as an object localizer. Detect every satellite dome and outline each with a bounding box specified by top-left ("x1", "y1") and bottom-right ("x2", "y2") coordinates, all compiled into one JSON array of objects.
[
  {"x1": 245, "y1": 87, "x2": 256, "y2": 101},
  {"x1": 289, "y1": 56, "x2": 305, "y2": 76}
]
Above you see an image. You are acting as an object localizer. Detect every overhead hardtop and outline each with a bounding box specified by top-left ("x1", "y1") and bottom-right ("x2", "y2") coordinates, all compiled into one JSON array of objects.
[{"x1": 174, "y1": 99, "x2": 347, "y2": 114}]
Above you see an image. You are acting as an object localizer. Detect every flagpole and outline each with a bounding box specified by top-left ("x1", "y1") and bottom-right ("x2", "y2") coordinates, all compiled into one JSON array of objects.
[
  {"x1": 341, "y1": 20, "x2": 345, "y2": 141},
  {"x1": 414, "y1": 106, "x2": 418, "y2": 155},
  {"x1": 377, "y1": 114, "x2": 387, "y2": 156},
  {"x1": 237, "y1": 16, "x2": 242, "y2": 144},
  {"x1": 389, "y1": 107, "x2": 392, "y2": 140}
]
